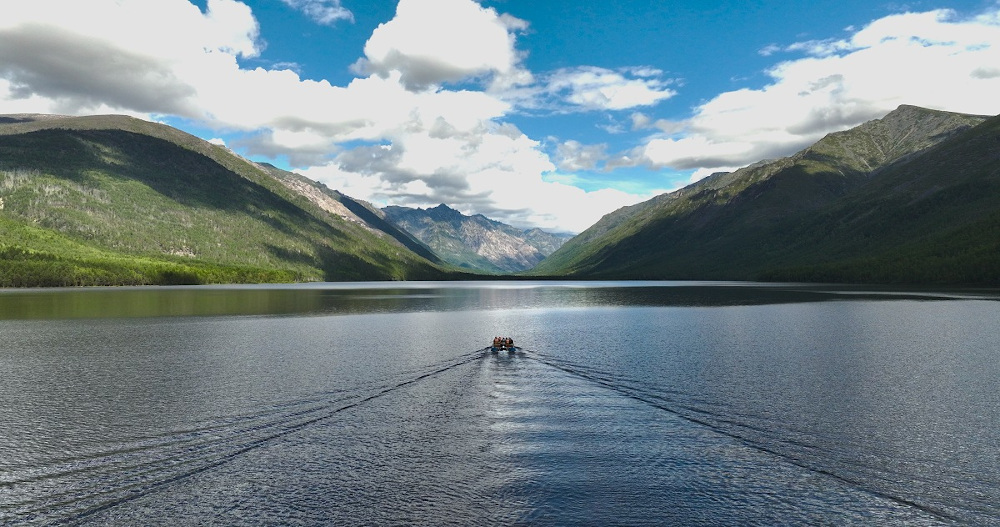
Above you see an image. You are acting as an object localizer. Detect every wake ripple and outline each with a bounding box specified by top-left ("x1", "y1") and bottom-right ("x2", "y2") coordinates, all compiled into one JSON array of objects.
[
  {"x1": 519, "y1": 348, "x2": 959, "y2": 524},
  {"x1": 0, "y1": 349, "x2": 486, "y2": 525}
]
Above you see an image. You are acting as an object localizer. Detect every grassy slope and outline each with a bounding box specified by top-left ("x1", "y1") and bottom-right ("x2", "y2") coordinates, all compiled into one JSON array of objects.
[
  {"x1": 532, "y1": 106, "x2": 999, "y2": 284},
  {"x1": 0, "y1": 216, "x2": 296, "y2": 287},
  {"x1": 0, "y1": 115, "x2": 451, "y2": 286}
]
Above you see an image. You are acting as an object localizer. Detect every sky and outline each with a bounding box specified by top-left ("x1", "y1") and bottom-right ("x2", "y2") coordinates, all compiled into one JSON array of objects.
[{"x1": 2, "y1": 0, "x2": 999, "y2": 233}]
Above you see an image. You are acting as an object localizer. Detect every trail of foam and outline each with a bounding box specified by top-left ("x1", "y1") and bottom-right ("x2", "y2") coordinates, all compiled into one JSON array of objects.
[
  {"x1": 2, "y1": 349, "x2": 487, "y2": 526},
  {"x1": 519, "y1": 348, "x2": 957, "y2": 523}
]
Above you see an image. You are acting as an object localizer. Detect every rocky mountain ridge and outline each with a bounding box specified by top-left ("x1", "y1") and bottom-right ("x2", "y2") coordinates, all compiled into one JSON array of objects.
[{"x1": 381, "y1": 204, "x2": 572, "y2": 273}]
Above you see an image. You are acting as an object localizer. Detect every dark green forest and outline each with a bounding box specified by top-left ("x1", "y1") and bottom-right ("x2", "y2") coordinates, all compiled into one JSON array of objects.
[{"x1": 532, "y1": 106, "x2": 1000, "y2": 285}]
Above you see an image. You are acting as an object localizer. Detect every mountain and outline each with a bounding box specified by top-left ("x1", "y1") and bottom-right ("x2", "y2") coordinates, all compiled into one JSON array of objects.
[
  {"x1": 532, "y1": 105, "x2": 1000, "y2": 284},
  {"x1": 0, "y1": 114, "x2": 461, "y2": 286},
  {"x1": 381, "y1": 204, "x2": 573, "y2": 273},
  {"x1": 254, "y1": 163, "x2": 442, "y2": 264}
]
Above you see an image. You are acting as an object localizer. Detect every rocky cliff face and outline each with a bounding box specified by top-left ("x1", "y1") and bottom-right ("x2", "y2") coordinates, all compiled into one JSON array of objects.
[
  {"x1": 257, "y1": 164, "x2": 441, "y2": 264},
  {"x1": 382, "y1": 204, "x2": 572, "y2": 273}
]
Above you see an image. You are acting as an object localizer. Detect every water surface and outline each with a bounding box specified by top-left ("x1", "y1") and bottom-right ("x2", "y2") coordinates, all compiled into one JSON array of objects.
[{"x1": 1, "y1": 281, "x2": 998, "y2": 525}]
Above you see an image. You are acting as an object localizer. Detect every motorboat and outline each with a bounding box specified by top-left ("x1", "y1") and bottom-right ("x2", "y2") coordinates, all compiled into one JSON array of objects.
[{"x1": 490, "y1": 337, "x2": 517, "y2": 353}]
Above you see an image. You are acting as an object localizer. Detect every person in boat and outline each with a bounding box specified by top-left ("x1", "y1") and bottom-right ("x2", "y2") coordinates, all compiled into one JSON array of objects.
[{"x1": 492, "y1": 336, "x2": 513, "y2": 350}]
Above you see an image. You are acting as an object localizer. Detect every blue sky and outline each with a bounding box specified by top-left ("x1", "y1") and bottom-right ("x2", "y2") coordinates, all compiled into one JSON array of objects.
[{"x1": 2, "y1": 0, "x2": 999, "y2": 232}]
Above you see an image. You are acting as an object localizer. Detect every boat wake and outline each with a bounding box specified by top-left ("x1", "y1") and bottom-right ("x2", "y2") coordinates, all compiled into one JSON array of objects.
[
  {"x1": 518, "y1": 348, "x2": 959, "y2": 524},
  {"x1": 0, "y1": 349, "x2": 486, "y2": 525}
]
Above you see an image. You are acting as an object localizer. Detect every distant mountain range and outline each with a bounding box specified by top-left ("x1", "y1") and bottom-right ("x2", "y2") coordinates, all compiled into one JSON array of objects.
[
  {"x1": 381, "y1": 204, "x2": 572, "y2": 273},
  {"x1": 0, "y1": 114, "x2": 464, "y2": 286},
  {"x1": 532, "y1": 105, "x2": 1000, "y2": 284}
]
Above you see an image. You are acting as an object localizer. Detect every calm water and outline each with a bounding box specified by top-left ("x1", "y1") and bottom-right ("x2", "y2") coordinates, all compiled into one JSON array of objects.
[{"x1": 1, "y1": 281, "x2": 998, "y2": 525}]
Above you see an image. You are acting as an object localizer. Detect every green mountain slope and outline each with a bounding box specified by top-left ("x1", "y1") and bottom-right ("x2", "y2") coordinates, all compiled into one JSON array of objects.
[
  {"x1": 532, "y1": 105, "x2": 999, "y2": 284},
  {"x1": 382, "y1": 204, "x2": 572, "y2": 273},
  {"x1": 0, "y1": 114, "x2": 453, "y2": 286}
]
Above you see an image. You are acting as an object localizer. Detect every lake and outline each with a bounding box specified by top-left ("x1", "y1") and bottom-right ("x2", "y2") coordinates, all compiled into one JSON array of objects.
[{"x1": 1, "y1": 281, "x2": 998, "y2": 525}]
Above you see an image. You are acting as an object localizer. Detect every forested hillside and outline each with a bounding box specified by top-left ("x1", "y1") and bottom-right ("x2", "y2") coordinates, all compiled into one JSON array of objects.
[
  {"x1": 532, "y1": 106, "x2": 1000, "y2": 285},
  {"x1": 0, "y1": 114, "x2": 459, "y2": 286}
]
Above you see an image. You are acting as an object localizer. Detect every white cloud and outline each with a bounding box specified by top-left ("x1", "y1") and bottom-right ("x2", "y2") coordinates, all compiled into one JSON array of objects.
[
  {"x1": 555, "y1": 140, "x2": 608, "y2": 171},
  {"x1": 634, "y1": 7, "x2": 1000, "y2": 179},
  {"x1": 296, "y1": 117, "x2": 649, "y2": 233},
  {"x1": 280, "y1": 0, "x2": 354, "y2": 25},
  {"x1": 0, "y1": 0, "x2": 258, "y2": 117},
  {"x1": 0, "y1": 23, "x2": 197, "y2": 115},
  {"x1": 510, "y1": 66, "x2": 677, "y2": 112},
  {"x1": 758, "y1": 43, "x2": 783, "y2": 57},
  {"x1": 630, "y1": 111, "x2": 683, "y2": 133},
  {"x1": 353, "y1": 0, "x2": 530, "y2": 91}
]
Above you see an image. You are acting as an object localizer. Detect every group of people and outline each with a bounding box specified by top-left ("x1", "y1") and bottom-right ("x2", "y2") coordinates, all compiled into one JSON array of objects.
[{"x1": 491, "y1": 336, "x2": 515, "y2": 350}]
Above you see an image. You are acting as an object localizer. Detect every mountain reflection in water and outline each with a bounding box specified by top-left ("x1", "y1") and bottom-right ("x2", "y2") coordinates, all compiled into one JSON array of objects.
[{"x1": 0, "y1": 280, "x2": 991, "y2": 320}]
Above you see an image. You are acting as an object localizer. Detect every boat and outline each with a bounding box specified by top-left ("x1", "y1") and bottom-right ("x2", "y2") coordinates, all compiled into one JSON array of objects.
[{"x1": 490, "y1": 337, "x2": 517, "y2": 353}]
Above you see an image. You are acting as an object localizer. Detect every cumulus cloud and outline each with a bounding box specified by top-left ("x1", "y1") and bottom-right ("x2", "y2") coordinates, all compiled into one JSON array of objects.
[
  {"x1": 971, "y1": 66, "x2": 1000, "y2": 79},
  {"x1": 280, "y1": 0, "x2": 354, "y2": 25},
  {"x1": 631, "y1": 7, "x2": 1000, "y2": 179},
  {"x1": 0, "y1": 0, "x2": 258, "y2": 116},
  {"x1": 0, "y1": 23, "x2": 196, "y2": 115},
  {"x1": 352, "y1": 0, "x2": 530, "y2": 91}
]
